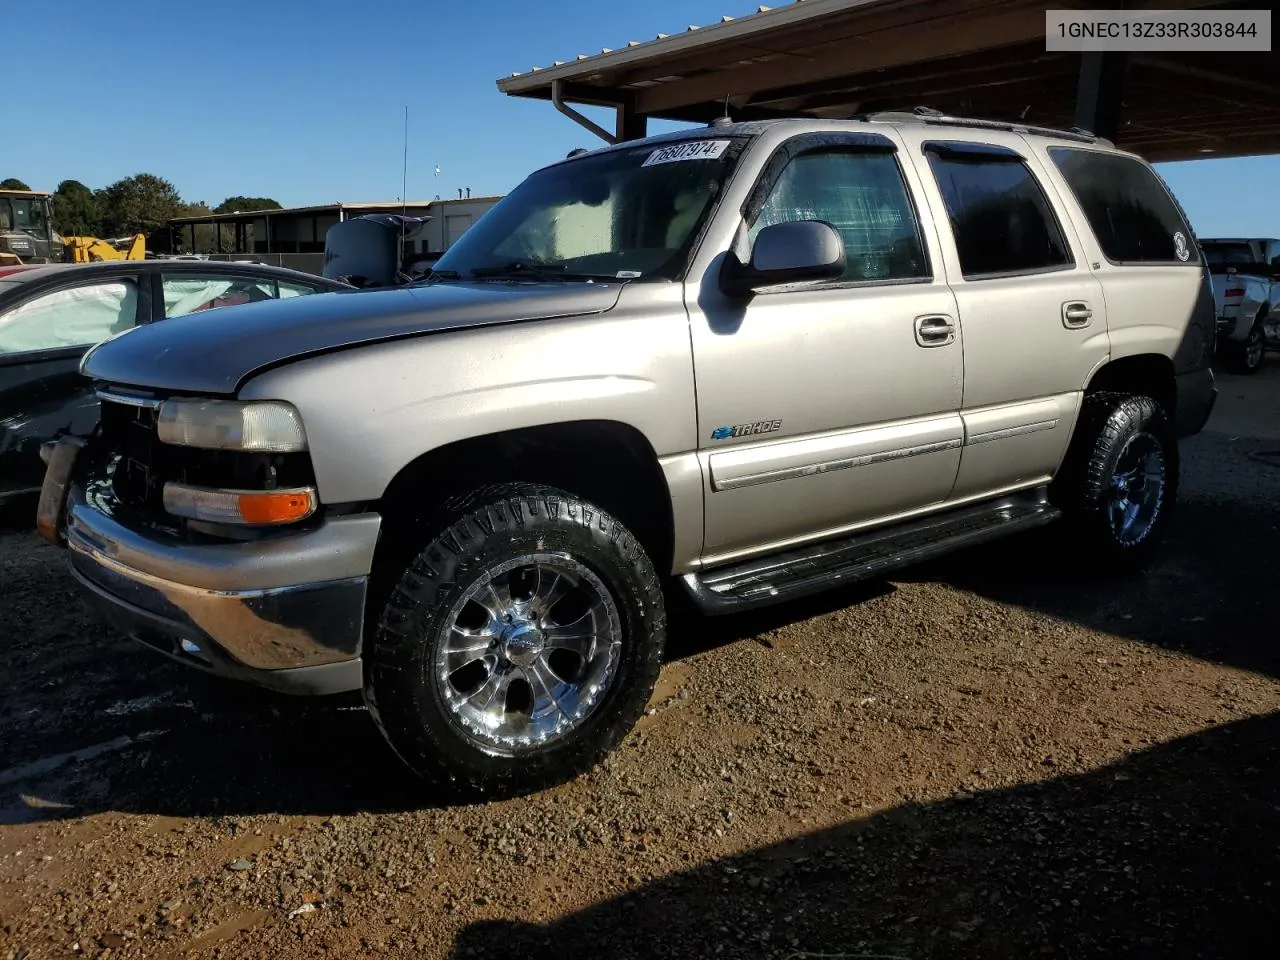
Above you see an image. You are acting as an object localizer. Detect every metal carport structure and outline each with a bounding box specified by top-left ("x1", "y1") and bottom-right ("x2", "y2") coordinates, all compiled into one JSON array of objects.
[{"x1": 497, "y1": 0, "x2": 1278, "y2": 162}]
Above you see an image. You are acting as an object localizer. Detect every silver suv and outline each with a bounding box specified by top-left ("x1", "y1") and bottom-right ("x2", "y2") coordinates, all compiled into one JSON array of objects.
[{"x1": 39, "y1": 113, "x2": 1218, "y2": 796}]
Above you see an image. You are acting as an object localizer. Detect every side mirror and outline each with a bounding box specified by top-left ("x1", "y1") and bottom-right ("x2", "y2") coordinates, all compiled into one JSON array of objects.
[{"x1": 720, "y1": 220, "x2": 846, "y2": 297}]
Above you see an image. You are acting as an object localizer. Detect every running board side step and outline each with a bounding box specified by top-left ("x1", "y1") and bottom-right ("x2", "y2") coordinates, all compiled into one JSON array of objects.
[{"x1": 682, "y1": 487, "x2": 1061, "y2": 615}]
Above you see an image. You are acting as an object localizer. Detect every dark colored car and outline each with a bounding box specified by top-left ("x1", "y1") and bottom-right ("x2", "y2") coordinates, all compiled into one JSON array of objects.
[{"x1": 0, "y1": 259, "x2": 350, "y2": 504}]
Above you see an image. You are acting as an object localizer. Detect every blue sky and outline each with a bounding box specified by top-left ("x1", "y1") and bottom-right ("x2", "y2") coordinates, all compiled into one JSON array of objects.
[{"x1": 3, "y1": 0, "x2": 1276, "y2": 237}]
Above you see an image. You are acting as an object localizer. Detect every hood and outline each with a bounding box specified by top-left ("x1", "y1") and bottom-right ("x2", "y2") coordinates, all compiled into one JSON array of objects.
[{"x1": 82, "y1": 280, "x2": 624, "y2": 395}]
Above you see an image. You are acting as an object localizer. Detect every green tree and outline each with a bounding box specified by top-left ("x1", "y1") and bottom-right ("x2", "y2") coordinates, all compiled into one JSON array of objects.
[
  {"x1": 0, "y1": 177, "x2": 32, "y2": 191},
  {"x1": 51, "y1": 179, "x2": 100, "y2": 237},
  {"x1": 98, "y1": 173, "x2": 181, "y2": 236},
  {"x1": 215, "y1": 196, "x2": 282, "y2": 214}
]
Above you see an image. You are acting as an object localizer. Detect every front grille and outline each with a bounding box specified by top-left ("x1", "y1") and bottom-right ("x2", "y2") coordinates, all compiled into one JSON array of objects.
[
  {"x1": 95, "y1": 391, "x2": 318, "y2": 526},
  {"x1": 100, "y1": 396, "x2": 169, "y2": 513}
]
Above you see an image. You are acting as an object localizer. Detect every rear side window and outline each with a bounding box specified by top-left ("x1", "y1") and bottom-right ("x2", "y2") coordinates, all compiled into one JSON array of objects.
[
  {"x1": 1201, "y1": 241, "x2": 1261, "y2": 275},
  {"x1": 161, "y1": 274, "x2": 319, "y2": 318},
  {"x1": 1048, "y1": 147, "x2": 1198, "y2": 265},
  {"x1": 924, "y1": 143, "x2": 1072, "y2": 279}
]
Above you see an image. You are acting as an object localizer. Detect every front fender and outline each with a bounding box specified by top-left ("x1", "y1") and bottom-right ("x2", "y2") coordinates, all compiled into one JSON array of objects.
[{"x1": 237, "y1": 284, "x2": 699, "y2": 506}]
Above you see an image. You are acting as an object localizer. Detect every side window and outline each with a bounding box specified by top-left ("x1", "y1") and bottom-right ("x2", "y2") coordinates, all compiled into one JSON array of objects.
[
  {"x1": 278, "y1": 281, "x2": 320, "y2": 299},
  {"x1": 1266, "y1": 241, "x2": 1280, "y2": 275},
  {"x1": 924, "y1": 144, "x2": 1072, "y2": 279},
  {"x1": 747, "y1": 148, "x2": 929, "y2": 283},
  {"x1": 1047, "y1": 147, "x2": 1198, "y2": 265},
  {"x1": 0, "y1": 280, "x2": 139, "y2": 356},
  {"x1": 162, "y1": 275, "x2": 282, "y2": 318}
]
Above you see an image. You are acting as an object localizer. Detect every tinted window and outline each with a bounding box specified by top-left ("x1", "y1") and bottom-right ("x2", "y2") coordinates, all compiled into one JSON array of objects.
[
  {"x1": 925, "y1": 146, "x2": 1072, "y2": 278},
  {"x1": 1048, "y1": 147, "x2": 1197, "y2": 265},
  {"x1": 0, "y1": 279, "x2": 138, "y2": 356},
  {"x1": 1267, "y1": 241, "x2": 1280, "y2": 272},
  {"x1": 1201, "y1": 241, "x2": 1262, "y2": 275},
  {"x1": 748, "y1": 148, "x2": 929, "y2": 283},
  {"x1": 161, "y1": 274, "x2": 317, "y2": 318},
  {"x1": 279, "y1": 280, "x2": 319, "y2": 298}
]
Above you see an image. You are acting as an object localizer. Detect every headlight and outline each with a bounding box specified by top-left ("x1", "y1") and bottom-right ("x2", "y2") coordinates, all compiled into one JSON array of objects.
[{"x1": 156, "y1": 399, "x2": 307, "y2": 452}]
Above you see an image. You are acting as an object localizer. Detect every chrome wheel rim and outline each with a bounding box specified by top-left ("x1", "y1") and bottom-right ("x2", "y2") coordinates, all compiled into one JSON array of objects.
[
  {"x1": 1246, "y1": 329, "x2": 1264, "y2": 368},
  {"x1": 1107, "y1": 432, "x2": 1166, "y2": 545},
  {"x1": 435, "y1": 552, "x2": 622, "y2": 755}
]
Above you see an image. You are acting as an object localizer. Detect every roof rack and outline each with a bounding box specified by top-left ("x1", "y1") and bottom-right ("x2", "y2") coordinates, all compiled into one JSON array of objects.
[{"x1": 852, "y1": 106, "x2": 1112, "y2": 146}]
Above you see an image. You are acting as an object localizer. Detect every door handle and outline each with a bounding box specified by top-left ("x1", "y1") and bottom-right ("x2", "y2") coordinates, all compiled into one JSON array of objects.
[
  {"x1": 914, "y1": 314, "x2": 956, "y2": 347},
  {"x1": 1062, "y1": 302, "x2": 1093, "y2": 328}
]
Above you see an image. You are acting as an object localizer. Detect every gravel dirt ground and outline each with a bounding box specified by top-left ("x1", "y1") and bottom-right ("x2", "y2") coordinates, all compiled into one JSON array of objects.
[{"x1": 1, "y1": 365, "x2": 1278, "y2": 960}]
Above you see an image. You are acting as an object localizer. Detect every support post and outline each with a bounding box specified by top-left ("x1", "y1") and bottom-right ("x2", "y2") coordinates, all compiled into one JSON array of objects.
[
  {"x1": 1075, "y1": 50, "x2": 1127, "y2": 140},
  {"x1": 616, "y1": 103, "x2": 648, "y2": 142}
]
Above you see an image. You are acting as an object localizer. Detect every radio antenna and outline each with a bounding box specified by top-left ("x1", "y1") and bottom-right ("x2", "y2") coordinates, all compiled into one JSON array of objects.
[{"x1": 400, "y1": 105, "x2": 409, "y2": 258}]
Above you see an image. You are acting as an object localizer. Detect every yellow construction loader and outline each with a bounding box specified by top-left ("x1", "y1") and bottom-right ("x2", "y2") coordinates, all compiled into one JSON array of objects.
[
  {"x1": 0, "y1": 189, "x2": 57, "y2": 265},
  {"x1": 0, "y1": 189, "x2": 149, "y2": 265},
  {"x1": 62, "y1": 233, "x2": 147, "y2": 263}
]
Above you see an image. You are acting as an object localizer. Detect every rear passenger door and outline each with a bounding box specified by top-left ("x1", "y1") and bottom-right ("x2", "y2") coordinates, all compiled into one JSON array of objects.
[{"x1": 901, "y1": 132, "x2": 1109, "y2": 502}]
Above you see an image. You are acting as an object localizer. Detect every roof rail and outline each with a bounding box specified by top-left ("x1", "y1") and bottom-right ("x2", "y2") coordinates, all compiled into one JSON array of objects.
[{"x1": 853, "y1": 106, "x2": 1112, "y2": 146}]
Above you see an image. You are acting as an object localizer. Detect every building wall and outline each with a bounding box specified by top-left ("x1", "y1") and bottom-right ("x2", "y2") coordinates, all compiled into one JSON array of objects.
[{"x1": 170, "y1": 196, "x2": 502, "y2": 268}]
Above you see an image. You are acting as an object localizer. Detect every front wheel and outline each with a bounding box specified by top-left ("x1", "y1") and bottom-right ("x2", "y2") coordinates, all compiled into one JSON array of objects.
[
  {"x1": 363, "y1": 483, "x2": 666, "y2": 797},
  {"x1": 1053, "y1": 393, "x2": 1179, "y2": 569}
]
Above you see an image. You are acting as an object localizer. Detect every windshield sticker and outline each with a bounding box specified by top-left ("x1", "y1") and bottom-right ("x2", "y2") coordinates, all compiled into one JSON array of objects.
[
  {"x1": 642, "y1": 140, "x2": 731, "y2": 167},
  {"x1": 616, "y1": 270, "x2": 642, "y2": 279},
  {"x1": 1173, "y1": 231, "x2": 1190, "y2": 261}
]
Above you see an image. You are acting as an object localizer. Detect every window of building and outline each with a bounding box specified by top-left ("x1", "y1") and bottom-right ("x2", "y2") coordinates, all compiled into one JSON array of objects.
[
  {"x1": 1048, "y1": 147, "x2": 1199, "y2": 265},
  {"x1": 747, "y1": 147, "x2": 929, "y2": 283},
  {"x1": 925, "y1": 143, "x2": 1073, "y2": 279}
]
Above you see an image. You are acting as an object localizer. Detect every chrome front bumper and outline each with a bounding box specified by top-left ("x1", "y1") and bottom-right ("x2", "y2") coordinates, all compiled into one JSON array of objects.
[{"x1": 64, "y1": 483, "x2": 381, "y2": 696}]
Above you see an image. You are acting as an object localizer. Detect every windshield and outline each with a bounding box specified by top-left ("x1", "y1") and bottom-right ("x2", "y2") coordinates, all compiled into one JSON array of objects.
[
  {"x1": 429, "y1": 136, "x2": 748, "y2": 282},
  {"x1": 1201, "y1": 241, "x2": 1260, "y2": 273},
  {"x1": 0, "y1": 197, "x2": 51, "y2": 240}
]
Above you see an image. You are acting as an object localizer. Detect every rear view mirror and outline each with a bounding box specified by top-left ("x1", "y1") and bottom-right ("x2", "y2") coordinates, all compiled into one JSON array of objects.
[{"x1": 720, "y1": 220, "x2": 846, "y2": 297}]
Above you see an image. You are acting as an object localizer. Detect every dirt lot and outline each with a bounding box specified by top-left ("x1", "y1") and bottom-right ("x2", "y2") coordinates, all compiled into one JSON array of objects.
[{"x1": 2, "y1": 366, "x2": 1278, "y2": 960}]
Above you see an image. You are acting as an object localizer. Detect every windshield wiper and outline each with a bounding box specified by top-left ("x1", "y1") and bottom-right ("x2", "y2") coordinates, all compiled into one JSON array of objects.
[
  {"x1": 469, "y1": 260, "x2": 571, "y2": 281},
  {"x1": 423, "y1": 268, "x2": 461, "y2": 281}
]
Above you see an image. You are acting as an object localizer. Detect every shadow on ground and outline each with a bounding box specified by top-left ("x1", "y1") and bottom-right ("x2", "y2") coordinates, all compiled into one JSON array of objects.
[
  {"x1": 447, "y1": 711, "x2": 1280, "y2": 960},
  {"x1": 904, "y1": 496, "x2": 1280, "y2": 683},
  {"x1": 0, "y1": 492, "x2": 37, "y2": 534},
  {"x1": 1, "y1": 432, "x2": 1275, "y2": 821}
]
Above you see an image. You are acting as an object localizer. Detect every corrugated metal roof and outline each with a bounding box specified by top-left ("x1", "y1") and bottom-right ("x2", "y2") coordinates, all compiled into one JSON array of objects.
[
  {"x1": 168, "y1": 196, "x2": 503, "y2": 225},
  {"x1": 498, "y1": 0, "x2": 871, "y2": 93}
]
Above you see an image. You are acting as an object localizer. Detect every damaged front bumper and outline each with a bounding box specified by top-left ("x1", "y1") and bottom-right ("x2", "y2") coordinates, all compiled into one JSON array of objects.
[{"x1": 43, "y1": 445, "x2": 380, "y2": 696}]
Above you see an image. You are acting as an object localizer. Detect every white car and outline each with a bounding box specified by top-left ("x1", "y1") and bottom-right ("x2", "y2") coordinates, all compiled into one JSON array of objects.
[{"x1": 1202, "y1": 237, "x2": 1280, "y2": 374}]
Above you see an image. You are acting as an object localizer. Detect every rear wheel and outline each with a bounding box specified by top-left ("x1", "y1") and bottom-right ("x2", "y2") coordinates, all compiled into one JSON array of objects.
[
  {"x1": 363, "y1": 483, "x2": 666, "y2": 796},
  {"x1": 1053, "y1": 393, "x2": 1179, "y2": 569},
  {"x1": 1225, "y1": 314, "x2": 1266, "y2": 374}
]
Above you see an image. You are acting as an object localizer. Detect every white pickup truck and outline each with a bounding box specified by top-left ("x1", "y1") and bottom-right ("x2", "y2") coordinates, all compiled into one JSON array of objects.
[{"x1": 1201, "y1": 237, "x2": 1280, "y2": 374}]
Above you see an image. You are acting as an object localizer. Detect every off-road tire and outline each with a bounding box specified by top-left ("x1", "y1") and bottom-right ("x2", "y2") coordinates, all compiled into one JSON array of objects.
[
  {"x1": 1052, "y1": 392, "x2": 1179, "y2": 570},
  {"x1": 363, "y1": 482, "x2": 666, "y2": 797}
]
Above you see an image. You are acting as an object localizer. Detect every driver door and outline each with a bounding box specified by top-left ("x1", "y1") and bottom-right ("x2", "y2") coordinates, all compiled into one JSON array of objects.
[{"x1": 686, "y1": 131, "x2": 965, "y2": 564}]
